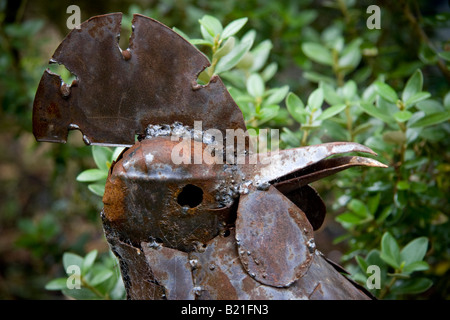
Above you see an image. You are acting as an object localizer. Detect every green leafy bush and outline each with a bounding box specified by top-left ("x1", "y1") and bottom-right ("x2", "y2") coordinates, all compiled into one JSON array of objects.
[{"x1": 45, "y1": 250, "x2": 125, "y2": 300}]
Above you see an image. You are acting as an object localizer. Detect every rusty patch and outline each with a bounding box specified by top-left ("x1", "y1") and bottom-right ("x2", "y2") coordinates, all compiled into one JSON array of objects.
[
  {"x1": 283, "y1": 185, "x2": 326, "y2": 231},
  {"x1": 33, "y1": 13, "x2": 246, "y2": 146},
  {"x1": 142, "y1": 243, "x2": 195, "y2": 300},
  {"x1": 236, "y1": 186, "x2": 313, "y2": 287}
]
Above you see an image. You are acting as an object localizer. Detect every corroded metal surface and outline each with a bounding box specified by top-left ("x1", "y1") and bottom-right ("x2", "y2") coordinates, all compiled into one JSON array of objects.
[
  {"x1": 142, "y1": 244, "x2": 195, "y2": 300},
  {"x1": 102, "y1": 135, "x2": 384, "y2": 299},
  {"x1": 33, "y1": 13, "x2": 246, "y2": 146},
  {"x1": 102, "y1": 136, "x2": 236, "y2": 252},
  {"x1": 32, "y1": 13, "x2": 387, "y2": 300},
  {"x1": 235, "y1": 186, "x2": 313, "y2": 287}
]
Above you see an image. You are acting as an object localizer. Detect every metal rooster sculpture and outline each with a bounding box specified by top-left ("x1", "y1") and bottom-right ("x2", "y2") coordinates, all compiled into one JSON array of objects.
[{"x1": 33, "y1": 13, "x2": 387, "y2": 300}]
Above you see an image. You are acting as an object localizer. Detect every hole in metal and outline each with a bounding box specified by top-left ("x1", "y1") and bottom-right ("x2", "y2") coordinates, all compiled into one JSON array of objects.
[{"x1": 177, "y1": 184, "x2": 203, "y2": 208}]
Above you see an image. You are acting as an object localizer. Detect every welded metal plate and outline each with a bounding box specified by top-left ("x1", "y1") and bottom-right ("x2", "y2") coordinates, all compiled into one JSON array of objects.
[
  {"x1": 142, "y1": 243, "x2": 195, "y2": 300},
  {"x1": 188, "y1": 228, "x2": 371, "y2": 300},
  {"x1": 236, "y1": 186, "x2": 314, "y2": 287}
]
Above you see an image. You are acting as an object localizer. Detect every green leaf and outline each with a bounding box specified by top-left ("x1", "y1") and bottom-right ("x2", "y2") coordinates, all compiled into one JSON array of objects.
[
  {"x1": 404, "y1": 92, "x2": 431, "y2": 108},
  {"x1": 336, "y1": 212, "x2": 365, "y2": 224},
  {"x1": 362, "y1": 84, "x2": 377, "y2": 103},
  {"x1": 320, "y1": 82, "x2": 344, "y2": 105},
  {"x1": 82, "y1": 250, "x2": 98, "y2": 274},
  {"x1": 110, "y1": 277, "x2": 126, "y2": 300},
  {"x1": 246, "y1": 74, "x2": 265, "y2": 98},
  {"x1": 112, "y1": 147, "x2": 125, "y2": 162},
  {"x1": 308, "y1": 88, "x2": 324, "y2": 110},
  {"x1": 189, "y1": 38, "x2": 213, "y2": 46},
  {"x1": 261, "y1": 62, "x2": 278, "y2": 82},
  {"x1": 410, "y1": 181, "x2": 427, "y2": 193},
  {"x1": 348, "y1": 199, "x2": 370, "y2": 218},
  {"x1": 302, "y1": 42, "x2": 333, "y2": 66},
  {"x1": 63, "y1": 252, "x2": 83, "y2": 271},
  {"x1": 355, "y1": 255, "x2": 369, "y2": 273},
  {"x1": 286, "y1": 92, "x2": 307, "y2": 124},
  {"x1": 258, "y1": 104, "x2": 279, "y2": 125},
  {"x1": 380, "y1": 232, "x2": 401, "y2": 269},
  {"x1": 352, "y1": 121, "x2": 372, "y2": 137},
  {"x1": 397, "y1": 180, "x2": 410, "y2": 190},
  {"x1": 198, "y1": 15, "x2": 223, "y2": 37},
  {"x1": 438, "y1": 51, "x2": 450, "y2": 61},
  {"x1": 294, "y1": 10, "x2": 317, "y2": 27},
  {"x1": 221, "y1": 17, "x2": 248, "y2": 40},
  {"x1": 367, "y1": 193, "x2": 381, "y2": 215},
  {"x1": 241, "y1": 29, "x2": 256, "y2": 45},
  {"x1": 62, "y1": 287, "x2": 99, "y2": 300},
  {"x1": 281, "y1": 128, "x2": 300, "y2": 147},
  {"x1": 390, "y1": 278, "x2": 432, "y2": 295},
  {"x1": 45, "y1": 278, "x2": 68, "y2": 291},
  {"x1": 303, "y1": 71, "x2": 335, "y2": 84},
  {"x1": 338, "y1": 39, "x2": 362, "y2": 70},
  {"x1": 172, "y1": 27, "x2": 190, "y2": 40},
  {"x1": 92, "y1": 146, "x2": 112, "y2": 171},
  {"x1": 342, "y1": 80, "x2": 357, "y2": 100},
  {"x1": 88, "y1": 183, "x2": 105, "y2": 197},
  {"x1": 76, "y1": 169, "x2": 108, "y2": 182},
  {"x1": 400, "y1": 237, "x2": 428, "y2": 266},
  {"x1": 358, "y1": 102, "x2": 394, "y2": 124},
  {"x1": 416, "y1": 99, "x2": 445, "y2": 115},
  {"x1": 374, "y1": 81, "x2": 398, "y2": 103},
  {"x1": 264, "y1": 85, "x2": 289, "y2": 106},
  {"x1": 366, "y1": 249, "x2": 388, "y2": 269},
  {"x1": 402, "y1": 261, "x2": 429, "y2": 274},
  {"x1": 215, "y1": 39, "x2": 253, "y2": 74},
  {"x1": 408, "y1": 111, "x2": 450, "y2": 128},
  {"x1": 402, "y1": 69, "x2": 423, "y2": 102},
  {"x1": 444, "y1": 92, "x2": 450, "y2": 109},
  {"x1": 375, "y1": 206, "x2": 391, "y2": 225},
  {"x1": 377, "y1": 95, "x2": 398, "y2": 117},
  {"x1": 393, "y1": 110, "x2": 412, "y2": 122},
  {"x1": 235, "y1": 51, "x2": 253, "y2": 70},
  {"x1": 214, "y1": 37, "x2": 235, "y2": 59},
  {"x1": 200, "y1": 25, "x2": 214, "y2": 42},
  {"x1": 316, "y1": 104, "x2": 346, "y2": 121},
  {"x1": 250, "y1": 40, "x2": 273, "y2": 72},
  {"x1": 90, "y1": 270, "x2": 114, "y2": 286}
]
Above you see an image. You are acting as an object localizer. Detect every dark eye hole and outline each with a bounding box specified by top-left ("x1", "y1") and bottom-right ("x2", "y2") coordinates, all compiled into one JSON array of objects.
[{"x1": 177, "y1": 184, "x2": 203, "y2": 208}]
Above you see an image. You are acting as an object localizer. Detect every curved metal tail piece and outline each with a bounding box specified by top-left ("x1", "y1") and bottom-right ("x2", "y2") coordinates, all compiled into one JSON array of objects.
[
  {"x1": 32, "y1": 13, "x2": 246, "y2": 146},
  {"x1": 32, "y1": 13, "x2": 387, "y2": 300}
]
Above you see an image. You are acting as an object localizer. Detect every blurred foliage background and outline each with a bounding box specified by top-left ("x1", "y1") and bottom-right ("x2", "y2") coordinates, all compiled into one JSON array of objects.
[{"x1": 0, "y1": 0, "x2": 449, "y2": 299}]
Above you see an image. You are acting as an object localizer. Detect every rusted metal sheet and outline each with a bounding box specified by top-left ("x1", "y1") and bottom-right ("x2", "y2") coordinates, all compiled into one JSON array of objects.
[
  {"x1": 141, "y1": 243, "x2": 195, "y2": 300},
  {"x1": 101, "y1": 135, "x2": 384, "y2": 299},
  {"x1": 274, "y1": 155, "x2": 387, "y2": 194},
  {"x1": 235, "y1": 186, "x2": 313, "y2": 287},
  {"x1": 32, "y1": 12, "x2": 387, "y2": 300},
  {"x1": 33, "y1": 13, "x2": 246, "y2": 146},
  {"x1": 283, "y1": 185, "x2": 326, "y2": 231},
  {"x1": 242, "y1": 142, "x2": 384, "y2": 185},
  {"x1": 102, "y1": 225, "x2": 165, "y2": 300},
  {"x1": 102, "y1": 136, "x2": 236, "y2": 252},
  {"x1": 189, "y1": 229, "x2": 370, "y2": 300}
]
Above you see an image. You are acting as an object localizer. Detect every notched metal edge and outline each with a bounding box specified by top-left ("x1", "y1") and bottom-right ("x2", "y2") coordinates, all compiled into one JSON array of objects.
[{"x1": 131, "y1": 13, "x2": 213, "y2": 92}]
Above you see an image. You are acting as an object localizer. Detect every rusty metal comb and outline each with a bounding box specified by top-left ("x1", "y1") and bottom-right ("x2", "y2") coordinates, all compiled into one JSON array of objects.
[{"x1": 33, "y1": 13, "x2": 246, "y2": 146}]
